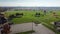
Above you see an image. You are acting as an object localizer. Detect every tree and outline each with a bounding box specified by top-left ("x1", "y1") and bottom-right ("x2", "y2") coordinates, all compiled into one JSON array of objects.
[{"x1": 44, "y1": 10, "x2": 46, "y2": 15}]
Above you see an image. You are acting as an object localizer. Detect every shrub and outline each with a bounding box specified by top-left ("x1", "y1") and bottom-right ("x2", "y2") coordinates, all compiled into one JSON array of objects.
[
  {"x1": 35, "y1": 13, "x2": 40, "y2": 17},
  {"x1": 15, "y1": 13, "x2": 23, "y2": 18},
  {"x1": 8, "y1": 15, "x2": 15, "y2": 20}
]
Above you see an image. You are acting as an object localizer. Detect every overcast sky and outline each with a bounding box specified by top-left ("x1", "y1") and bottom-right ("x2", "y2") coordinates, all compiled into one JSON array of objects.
[{"x1": 0, "y1": 0, "x2": 60, "y2": 7}]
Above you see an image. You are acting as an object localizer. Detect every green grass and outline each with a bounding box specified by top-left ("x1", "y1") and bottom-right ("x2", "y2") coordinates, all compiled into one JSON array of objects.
[
  {"x1": 5, "y1": 10, "x2": 60, "y2": 34},
  {"x1": 16, "y1": 30, "x2": 35, "y2": 34}
]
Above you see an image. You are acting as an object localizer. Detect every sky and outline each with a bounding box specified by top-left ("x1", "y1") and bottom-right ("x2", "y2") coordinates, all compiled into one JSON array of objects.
[{"x1": 0, "y1": 0, "x2": 60, "y2": 7}]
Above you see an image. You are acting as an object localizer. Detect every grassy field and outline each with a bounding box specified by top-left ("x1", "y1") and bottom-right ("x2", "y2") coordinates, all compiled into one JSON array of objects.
[{"x1": 5, "y1": 10, "x2": 60, "y2": 34}]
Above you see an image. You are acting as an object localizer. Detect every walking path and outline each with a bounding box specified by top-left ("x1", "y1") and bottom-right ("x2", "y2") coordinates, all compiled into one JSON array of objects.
[{"x1": 0, "y1": 22, "x2": 55, "y2": 34}]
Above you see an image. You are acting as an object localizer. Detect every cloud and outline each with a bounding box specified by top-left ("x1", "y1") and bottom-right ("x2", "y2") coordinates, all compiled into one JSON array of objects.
[{"x1": 0, "y1": 0, "x2": 60, "y2": 7}]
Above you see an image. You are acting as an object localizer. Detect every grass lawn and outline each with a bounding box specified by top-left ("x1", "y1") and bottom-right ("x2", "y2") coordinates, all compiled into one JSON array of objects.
[
  {"x1": 16, "y1": 30, "x2": 35, "y2": 34},
  {"x1": 5, "y1": 10, "x2": 60, "y2": 34}
]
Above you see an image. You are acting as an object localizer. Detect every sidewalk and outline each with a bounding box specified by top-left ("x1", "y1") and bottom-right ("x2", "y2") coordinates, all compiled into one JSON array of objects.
[{"x1": 0, "y1": 22, "x2": 55, "y2": 34}]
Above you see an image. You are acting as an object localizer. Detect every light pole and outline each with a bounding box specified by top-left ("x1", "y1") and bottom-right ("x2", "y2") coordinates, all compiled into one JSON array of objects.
[{"x1": 31, "y1": 21, "x2": 33, "y2": 34}]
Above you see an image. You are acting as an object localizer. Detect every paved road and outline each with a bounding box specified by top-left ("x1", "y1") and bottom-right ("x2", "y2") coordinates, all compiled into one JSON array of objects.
[{"x1": 0, "y1": 22, "x2": 55, "y2": 34}]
